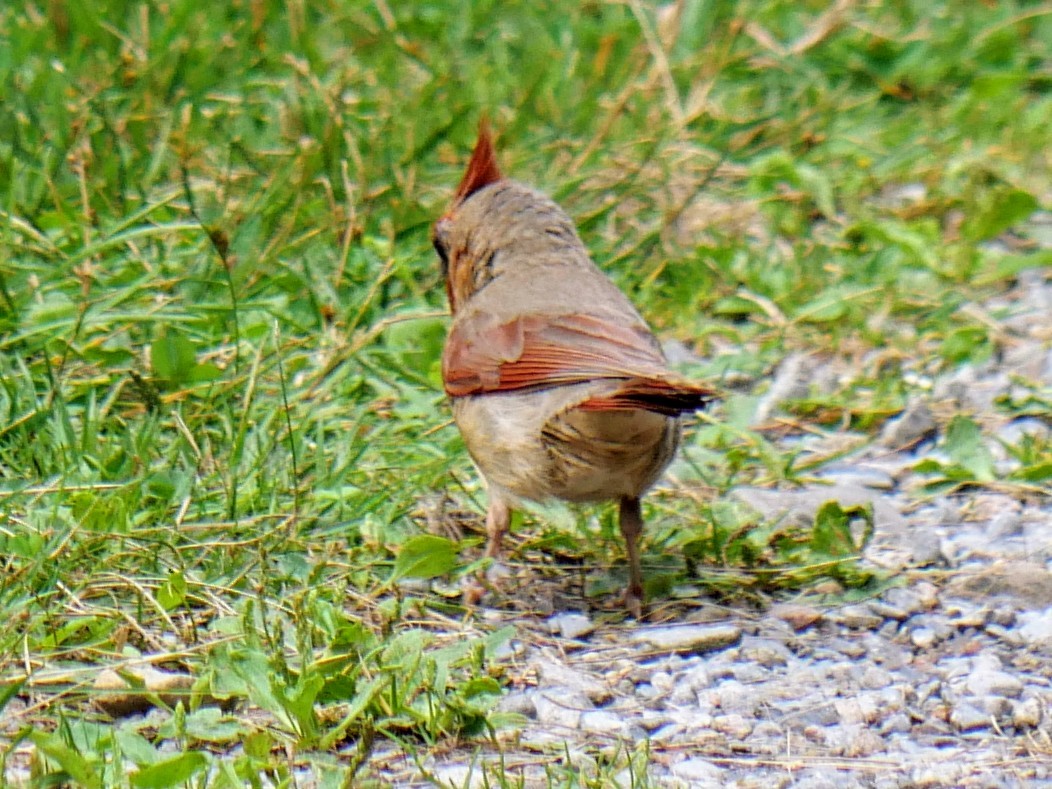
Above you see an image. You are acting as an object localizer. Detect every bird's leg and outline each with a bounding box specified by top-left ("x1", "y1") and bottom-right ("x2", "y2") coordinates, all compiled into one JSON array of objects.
[
  {"x1": 484, "y1": 495, "x2": 511, "y2": 559},
  {"x1": 463, "y1": 495, "x2": 513, "y2": 605},
  {"x1": 619, "y1": 496, "x2": 645, "y2": 618}
]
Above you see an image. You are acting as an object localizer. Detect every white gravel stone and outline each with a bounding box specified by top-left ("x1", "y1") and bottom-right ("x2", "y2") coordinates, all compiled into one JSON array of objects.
[
  {"x1": 1012, "y1": 697, "x2": 1043, "y2": 728},
  {"x1": 632, "y1": 624, "x2": 741, "y2": 654},
  {"x1": 912, "y1": 761, "x2": 965, "y2": 786},
  {"x1": 845, "y1": 728, "x2": 886, "y2": 757},
  {"x1": 833, "y1": 694, "x2": 881, "y2": 725},
  {"x1": 740, "y1": 637, "x2": 790, "y2": 666},
  {"x1": 532, "y1": 688, "x2": 592, "y2": 729},
  {"x1": 579, "y1": 710, "x2": 626, "y2": 734},
  {"x1": 910, "y1": 627, "x2": 937, "y2": 649},
  {"x1": 637, "y1": 711, "x2": 672, "y2": 732},
  {"x1": 712, "y1": 713, "x2": 753, "y2": 739},
  {"x1": 859, "y1": 666, "x2": 893, "y2": 689},
  {"x1": 881, "y1": 399, "x2": 936, "y2": 447},
  {"x1": 816, "y1": 464, "x2": 897, "y2": 490},
  {"x1": 1018, "y1": 607, "x2": 1052, "y2": 644},
  {"x1": 880, "y1": 712, "x2": 912, "y2": 734},
  {"x1": 650, "y1": 670, "x2": 675, "y2": 694},
  {"x1": 984, "y1": 622, "x2": 1025, "y2": 646},
  {"x1": 648, "y1": 723, "x2": 683, "y2": 743},
  {"x1": 547, "y1": 612, "x2": 595, "y2": 640},
  {"x1": 883, "y1": 586, "x2": 927, "y2": 615},
  {"x1": 706, "y1": 679, "x2": 761, "y2": 715},
  {"x1": 950, "y1": 702, "x2": 990, "y2": 732},
  {"x1": 496, "y1": 690, "x2": 536, "y2": 717},
  {"x1": 835, "y1": 604, "x2": 884, "y2": 630},
  {"x1": 966, "y1": 668, "x2": 1024, "y2": 698},
  {"x1": 669, "y1": 757, "x2": 724, "y2": 783},
  {"x1": 534, "y1": 657, "x2": 611, "y2": 703},
  {"x1": 980, "y1": 695, "x2": 1013, "y2": 718},
  {"x1": 868, "y1": 600, "x2": 908, "y2": 620}
]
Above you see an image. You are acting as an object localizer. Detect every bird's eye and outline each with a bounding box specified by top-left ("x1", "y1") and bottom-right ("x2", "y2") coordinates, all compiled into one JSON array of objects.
[
  {"x1": 432, "y1": 219, "x2": 452, "y2": 277},
  {"x1": 432, "y1": 234, "x2": 449, "y2": 269}
]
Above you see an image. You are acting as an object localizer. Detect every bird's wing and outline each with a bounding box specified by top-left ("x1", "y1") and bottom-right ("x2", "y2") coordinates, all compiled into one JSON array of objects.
[{"x1": 442, "y1": 312, "x2": 716, "y2": 415}]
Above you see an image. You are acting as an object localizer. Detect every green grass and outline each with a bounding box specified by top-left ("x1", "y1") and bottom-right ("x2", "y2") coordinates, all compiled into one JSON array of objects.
[{"x1": 1, "y1": 0, "x2": 1050, "y2": 785}]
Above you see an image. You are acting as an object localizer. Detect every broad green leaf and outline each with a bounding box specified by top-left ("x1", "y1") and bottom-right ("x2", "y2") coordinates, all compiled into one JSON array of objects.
[
  {"x1": 967, "y1": 188, "x2": 1038, "y2": 242},
  {"x1": 941, "y1": 326, "x2": 991, "y2": 365},
  {"x1": 243, "y1": 730, "x2": 273, "y2": 759},
  {"x1": 115, "y1": 729, "x2": 161, "y2": 767},
  {"x1": 318, "y1": 675, "x2": 387, "y2": 749},
  {"x1": 189, "y1": 362, "x2": 224, "y2": 383},
  {"x1": 712, "y1": 294, "x2": 764, "y2": 318},
  {"x1": 945, "y1": 416, "x2": 995, "y2": 482},
  {"x1": 228, "y1": 651, "x2": 287, "y2": 723},
  {"x1": 810, "y1": 501, "x2": 872, "y2": 557},
  {"x1": 392, "y1": 535, "x2": 458, "y2": 580},
  {"x1": 284, "y1": 673, "x2": 324, "y2": 740},
  {"x1": 458, "y1": 677, "x2": 501, "y2": 698},
  {"x1": 130, "y1": 752, "x2": 208, "y2": 788},
  {"x1": 912, "y1": 459, "x2": 946, "y2": 474},
  {"x1": 156, "y1": 571, "x2": 187, "y2": 610},
  {"x1": 180, "y1": 708, "x2": 245, "y2": 744},
  {"x1": 151, "y1": 329, "x2": 197, "y2": 383}
]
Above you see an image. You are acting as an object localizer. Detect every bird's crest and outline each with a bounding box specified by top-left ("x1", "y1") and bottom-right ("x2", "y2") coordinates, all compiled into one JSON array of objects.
[{"x1": 453, "y1": 118, "x2": 503, "y2": 202}]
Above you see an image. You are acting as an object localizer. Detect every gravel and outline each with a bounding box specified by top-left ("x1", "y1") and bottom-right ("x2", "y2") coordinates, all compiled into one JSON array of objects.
[{"x1": 376, "y1": 265, "x2": 1052, "y2": 788}]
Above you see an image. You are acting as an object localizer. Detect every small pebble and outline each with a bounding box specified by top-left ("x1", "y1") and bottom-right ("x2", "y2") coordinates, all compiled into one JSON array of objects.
[
  {"x1": 835, "y1": 604, "x2": 884, "y2": 630},
  {"x1": 770, "y1": 603, "x2": 824, "y2": 631},
  {"x1": 670, "y1": 758, "x2": 724, "y2": 783},
  {"x1": 740, "y1": 637, "x2": 791, "y2": 667},
  {"x1": 532, "y1": 688, "x2": 591, "y2": 729},
  {"x1": 712, "y1": 713, "x2": 753, "y2": 739},
  {"x1": 868, "y1": 601, "x2": 908, "y2": 621},
  {"x1": 650, "y1": 671, "x2": 674, "y2": 694},
  {"x1": 534, "y1": 658, "x2": 611, "y2": 703},
  {"x1": 949, "y1": 702, "x2": 990, "y2": 732},
  {"x1": 547, "y1": 612, "x2": 595, "y2": 640},
  {"x1": 859, "y1": 666, "x2": 893, "y2": 690},
  {"x1": 909, "y1": 627, "x2": 936, "y2": 650},
  {"x1": 884, "y1": 586, "x2": 927, "y2": 616},
  {"x1": 632, "y1": 624, "x2": 742, "y2": 654},
  {"x1": 1017, "y1": 610, "x2": 1052, "y2": 647},
  {"x1": 1012, "y1": 698, "x2": 1043, "y2": 728},
  {"x1": 580, "y1": 710, "x2": 625, "y2": 734},
  {"x1": 966, "y1": 669, "x2": 1024, "y2": 698},
  {"x1": 881, "y1": 399, "x2": 936, "y2": 447},
  {"x1": 496, "y1": 690, "x2": 536, "y2": 718},
  {"x1": 979, "y1": 695, "x2": 1013, "y2": 718},
  {"x1": 844, "y1": 728, "x2": 886, "y2": 757},
  {"x1": 880, "y1": 713, "x2": 912, "y2": 735}
]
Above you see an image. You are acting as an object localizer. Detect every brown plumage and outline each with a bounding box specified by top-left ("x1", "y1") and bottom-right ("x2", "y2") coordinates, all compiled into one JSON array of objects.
[{"x1": 433, "y1": 122, "x2": 717, "y2": 615}]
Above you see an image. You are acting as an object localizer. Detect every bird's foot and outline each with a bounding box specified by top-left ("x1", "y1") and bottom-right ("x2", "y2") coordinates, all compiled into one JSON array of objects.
[
  {"x1": 622, "y1": 586, "x2": 644, "y2": 619},
  {"x1": 461, "y1": 558, "x2": 513, "y2": 606}
]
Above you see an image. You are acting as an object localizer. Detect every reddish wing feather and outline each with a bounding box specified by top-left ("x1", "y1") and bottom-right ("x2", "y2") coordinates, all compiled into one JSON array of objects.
[
  {"x1": 443, "y1": 313, "x2": 716, "y2": 415},
  {"x1": 577, "y1": 378, "x2": 716, "y2": 416},
  {"x1": 453, "y1": 119, "x2": 503, "y2": 203}
]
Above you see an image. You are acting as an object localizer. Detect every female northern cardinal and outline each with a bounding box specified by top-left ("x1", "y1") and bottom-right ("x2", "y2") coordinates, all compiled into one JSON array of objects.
[{"x1": 433, "y1": 122, "x2": 716, "y2": 615}]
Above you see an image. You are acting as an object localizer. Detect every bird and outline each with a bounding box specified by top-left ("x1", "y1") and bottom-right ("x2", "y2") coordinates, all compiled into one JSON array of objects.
[{"x1": 432, "y1": 121, "x2": 717, "y2": 616}]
